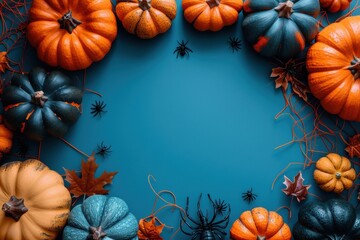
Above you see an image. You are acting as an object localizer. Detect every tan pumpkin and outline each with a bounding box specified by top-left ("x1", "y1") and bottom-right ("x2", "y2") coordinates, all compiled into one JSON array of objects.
[
  {"x1": 314, "y1": 153, "x2": 356, "y2": 194},
  {"x1": 116, "y1": 0, "x2": 177, "y2": 39},
  {"x1": 0, "y1": 160, "x2": 71, "y2": 239}
]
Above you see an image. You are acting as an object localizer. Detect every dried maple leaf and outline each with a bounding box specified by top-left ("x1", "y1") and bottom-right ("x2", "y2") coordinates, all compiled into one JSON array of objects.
[
  {"x1": 138, "y1": 216, "x2": 164, "y2": 240},
  {"x1": 282, "y1": 171, "x2": 310, "y2": 202},
  {"x1": 292, "y1": 79, "x2": 310, "y2": 102},
  {"x1": 345, "y1": 134, "x2": 360, "y2": 158},
  {"x1": 0, "y1": 52, "x2": 10, "y2": 73},
  {"x1": 64, "y1": 153, "x2": 118, "y2": 198}
]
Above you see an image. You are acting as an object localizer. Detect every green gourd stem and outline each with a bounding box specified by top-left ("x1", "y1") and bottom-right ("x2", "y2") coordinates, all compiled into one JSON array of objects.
[
  {"x1": 206, "y1": 0, "x2": 220, "y2": 8},
  {"x1": 139, "y1": 0, "x2": 151, "y2": 10},
  {"x1": 2, "y1": 196, "x2": 28, "y2": 221},
  {"x1": 88, "y1": 226, "x2": 107, "y2": 240},
  {"x1": 58, "y1": 10, "x2": 82, "y2": 34},
  {"x1": 348, "y1": 58, "x2": 360, "y2": 80},
  {"x1": 335, "y1": 172, "x2": 342, "y2": 179},
  {"x1": 33, "y1": 91, "x2": 48, "y2": 107},
  {"x1": 257, "y1": 236, "x2": 266, "y2": 240},
  {"x1": 275, "y1": 0, "x2": 294, "y2": 18}
]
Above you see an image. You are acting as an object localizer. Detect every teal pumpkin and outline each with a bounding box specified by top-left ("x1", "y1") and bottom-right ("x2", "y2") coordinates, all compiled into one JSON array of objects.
[
  {"x1": 293, "y1": 199, "x2": 360, "y2": 239},
  {"x1": 1, "y1": 67, "x2": 82, "y2": 141},
  {"x1": 242, "y1": 0, "x2": 320, "y2": 59},
  {"x1": 63, "y1": 195, "x2": 138, "y2": 240}
]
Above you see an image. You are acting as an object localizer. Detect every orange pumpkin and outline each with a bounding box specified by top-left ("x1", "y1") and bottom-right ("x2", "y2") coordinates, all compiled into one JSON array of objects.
[
  {"x1": 0, "y1": 160, "x2": 71, "y2": 239},
  {"x1": 27, "y1": 0, "x2": 117, "y2": 71},
  {"x1": 230, "y1": 207, "x2": 291, "y2": 240},
  {"x1": 116, "y1": 0, "x2": 177, "y2": 39},
  {"x1": 307, "y1": 16, "x2": 360, "y2": 121},
  {"x1": 320, "y1": 0, "x2": 352, "y2": 13},
  {"x1": 182, "y1": 0, "x2": 243, "y2": 31},
  {"x1": 0, "y1": 116, "x2": 13, "y2": 159},
  {"x1": 314, "y1": 153, "x2": 356, "y2": 194}
]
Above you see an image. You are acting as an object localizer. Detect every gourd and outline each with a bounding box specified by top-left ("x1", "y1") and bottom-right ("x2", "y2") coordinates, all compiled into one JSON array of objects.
[
  {"x1": 307, "y1": 16, "x2": 360, "y2": 121},
  {"x1": 27, "y1": 0, "x2": 117, "y2": 71},
  {"x1": 63, "y1": 195, "x2": 138, "y2": 240},
  {"x1": 1, "y1": 67, "x2": 83, "y2": 141},
  {"x1": 314, "y1": 153, "x2": 356, "y2": 194},
  {"x1": 320, "y1": 0, "x2": 352, "y2": 13},
  {"x1": 242, "y1": 0, "x2": 320, "y2": 59},
  {"x1": 293, "y1": 198, "x2": 360, "y2": 239},
  {"x1": 0, "y1": 159, "x2": 71, "y2": 239}
]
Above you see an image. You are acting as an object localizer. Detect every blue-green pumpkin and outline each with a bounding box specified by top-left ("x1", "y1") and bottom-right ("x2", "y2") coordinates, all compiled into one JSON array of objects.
[
  {"x1": 242, "y1": 0, "x2": 320, "y2": 59},
  {"x1": 1, "y1": 67, "x2": 82, "y2": 141},
  {"x1": 293, "y1": 199, "x2": 360, "y2": 239},
  {"x1": 63, "y1": 195, "x2": 138, "y2": 240}
]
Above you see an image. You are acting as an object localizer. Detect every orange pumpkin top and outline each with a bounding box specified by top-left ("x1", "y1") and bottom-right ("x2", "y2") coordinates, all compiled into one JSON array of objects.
[
  {"x1": 182, "y1": 0, "x2": 243, "y2": 31},
  {"x1": 27, "y1": 0, "x2": 117, "y2": 71},
  {"x1": 320, "y1": 0, "x2": 352, "y2": 13},
  {"x1": 307, "y1": 16, "x2": 360, "y2": 121}
]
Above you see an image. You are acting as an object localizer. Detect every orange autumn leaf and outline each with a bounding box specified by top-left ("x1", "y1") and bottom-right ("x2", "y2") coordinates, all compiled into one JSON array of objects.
[
  {"x1": 138, "y1": 216, "x2": 164, "y2": 240},
  {"x1": 64, "y1": 153, "x2": 118, "y2": 198},
  {"x1": 0, "y1": 52, "x2": 10, "y2": 73}
]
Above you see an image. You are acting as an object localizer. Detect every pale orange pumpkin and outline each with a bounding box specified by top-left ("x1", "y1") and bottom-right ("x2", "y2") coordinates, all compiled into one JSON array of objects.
[
  {"x1": 27, "y1": 0, "x2": 117, "y2": 71},
  {"x1": 0, "y1": 160, "x2": 71, "y2": 239},
  {"x1": 320, "y1": 0, "x2": 352, "y2": 13},
  {"x1": 307, "y1": 16, "x2": 360, "y2": 121}
]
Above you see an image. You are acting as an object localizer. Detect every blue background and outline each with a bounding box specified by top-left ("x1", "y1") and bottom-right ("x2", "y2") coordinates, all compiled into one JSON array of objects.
[{"x1": 2, "y1": 1, "x2": 360, "y2": 239}]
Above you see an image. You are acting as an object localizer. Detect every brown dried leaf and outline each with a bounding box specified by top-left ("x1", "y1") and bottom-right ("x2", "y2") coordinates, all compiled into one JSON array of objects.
[
  {"x1": 282, "y1": 171, "x2": 310, "y2": 202},
  {"x1": 292, "y1": 79, "x2": 310, "y2": 102}
]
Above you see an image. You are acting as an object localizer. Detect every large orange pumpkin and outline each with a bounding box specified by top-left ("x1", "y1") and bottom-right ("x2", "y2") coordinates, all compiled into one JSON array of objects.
[
  {"x1": 314, "y1": 153, "x2": 356, "y2": 194},
  {"x1": 320, "y1": 0, "x2": 352, "y2": 13},
  {"x1": 230, "y1": 207, "x2": 291, "y2": 240},
  {"x1": 307, "y1": 16, "x2": 360, "y2": 122},
  {"x1": 27, "y1": 0, "x2": 117, "y2": 71},
  {"x1": 0, "y1": 160, "x2": 71, "y2": 239},
  {"x1": 182, "y1": 0, "x2": 243, "y2": 31},
  {"x1": 116, "y1": 0, "x2": 177, "y2": 39}
]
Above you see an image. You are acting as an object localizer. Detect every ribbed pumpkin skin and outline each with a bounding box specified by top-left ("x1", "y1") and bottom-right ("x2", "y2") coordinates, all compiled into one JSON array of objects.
[
  {"x1": 1, "y1": 67, "x2": 83, "y2": 141},
  {"x1": 242, "y1": 0, "x2": 320, "y2": 59},
  {"x1": 27, "y1": 0, "x2": 117, "y2": 71},
  {"x1": 293, "y1": 199, "x2": 360, "y2": 239},
  {"x1": 230, "y1": 207, "x2": 292, "y2": 240},
  {"x1": 307, "y1": 16, "x2": 360, "y2": 122},
  {"x1": 63, "y1": 195, "x2": 138, "y2": 240},
  {"x1": 314, "y1": 153, "x2": 356, "y2": 194},
  {"x1": 116, "y1": 0, "x2": 177, "y2": 39},
  {"x1": 182, "y1": 0, "x2": 243, "y2": 31},
  {"x1": 320, "y1": 0, "x2": 351, "y2": 13},
  {"x1": 0, "y1": 160, "x2": 71, "y2": 240},
  {"x1": 0, "y1": 123, "x2": 13, "y2": 156}
]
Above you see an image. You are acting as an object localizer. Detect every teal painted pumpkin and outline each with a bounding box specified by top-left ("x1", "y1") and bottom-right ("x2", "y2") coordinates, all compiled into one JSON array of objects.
[
  {"x1": 63, "y1": 195, "x2": 138, "y2": 240},
  {"x1": 293, "y1": 199, "x2": 360, "y2": 239},
  {"x1": 1, "y1": 67, "x2": 83, "y2": 141},
  {"x1": 242, "y1": 0, "x2": 320, "y2": 59}
]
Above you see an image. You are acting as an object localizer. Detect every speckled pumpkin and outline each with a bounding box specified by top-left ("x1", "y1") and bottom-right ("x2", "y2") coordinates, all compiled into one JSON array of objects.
[{"x1": 0, "y1": 159, "x2": 71, "y2": 240}]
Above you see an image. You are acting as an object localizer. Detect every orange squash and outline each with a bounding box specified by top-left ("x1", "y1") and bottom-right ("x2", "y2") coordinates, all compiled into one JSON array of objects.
[
  {"x1": 27, "y1": 0, "x2": 117, "y2": 71},
  {"x1": 0, "y1": 116, "x2": 13, "y2": 159},
  {"x1": 307, "y1": 16, "x2": 360, "y2": 121},
  {"x1": 182, "y1": 0, "x2": 243, "y2": 31},
  {"x1": 320, "y1": 0, "x2": 352, "y2": 13},
  {"x1": 116, "y1": 0, "x2": 177, "y2": 39},
  {"x1": 230, "y1": 207, "x2": 292, "y2": 240},
  {"x1": 0, "y1": 160, "x2": 71, "y2": 239},
  {"x1": 314, "y1": 153, "x2": 356, "y2": 194}
]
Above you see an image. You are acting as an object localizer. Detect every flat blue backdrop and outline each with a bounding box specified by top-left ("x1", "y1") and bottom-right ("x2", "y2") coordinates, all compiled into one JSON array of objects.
[{"x1": 3, "y1": 1, "x2": 360, "y2": 239}]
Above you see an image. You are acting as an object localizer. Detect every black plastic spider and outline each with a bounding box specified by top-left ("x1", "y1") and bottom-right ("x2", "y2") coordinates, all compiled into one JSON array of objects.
[
  {"x1": 242, "y1": 188, "x2": 257, "y2": 203},
  {"x1": 214, "y1": 198, "x2": 228, "y2": 216},
  {"x1": 90, "y1": 100, "x2": 107, "y2": 117},
  {"x1": 180, "y1": 194, "x2": 230, "y2": 240},
  {"x1": 96, "y1": 142, "x2": 112, "y2": 158},
  {"x1": 174, "y1": 40, "x2": 193, "y2": 58},
  {"x1": 228, "y1": 36, "x2": 242, "y2": 52}
]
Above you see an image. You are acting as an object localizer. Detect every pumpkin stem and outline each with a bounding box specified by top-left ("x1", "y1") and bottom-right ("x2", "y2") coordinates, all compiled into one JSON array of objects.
[
  {"x1": 274, "y1": 0, "x2": 294, "y2": 18},
  {"x1": 257, "y1": 236, "x2": 266, "y2": 240},
  {"x1": 348, "y1": 59, "x2": 360, "y2": 80},
  {"x1": 2, "y1": 196, "x2": 28, "y2": 221},
  {"x1": 138, "y1": 0, "x2": 151, "y2": 11},
  {"x1": 88, "y1": 226, "x2": 107, "y2": 240},
  {"x1": 33, "y1": 91, "x2": 48, "y2": 107},
  {"x1": 58, "y1": 10, "x2": 82, "y2": 34},
  {"x1": 335, "y1": 172, "x2": 342, "y2": 179},
  {"x1": 206, "y1": 0, "x2": 221, "y2": 8}
]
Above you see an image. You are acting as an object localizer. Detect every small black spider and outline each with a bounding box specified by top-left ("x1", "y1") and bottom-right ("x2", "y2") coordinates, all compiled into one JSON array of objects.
[
  {"x1": 242, "y1": 188, "x2": 257, "y2": 203},
  {"x1": 213, "y1": 197, "x2": 228, "y2": 216},
  {"x1": 228, "y1": 36, "x2": 242, "y2": 52},
  {"x1": 96, "y1": 142, "x2": 112, "y2": 158},
  {"x1": 90, "y1": 100, "x2": 107, "y2": 117},
  {"x1": 173, "y1": 40, "x2": 193, "y2": 58}
]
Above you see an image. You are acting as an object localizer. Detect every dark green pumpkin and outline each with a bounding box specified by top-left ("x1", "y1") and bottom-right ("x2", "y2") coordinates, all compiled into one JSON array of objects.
[
  {"x1": 1, "y1": 67, "x2": 83, "y2": 141},
  {"x1": 293, "y1": 199, "x2": 360, "y2": 240},
  {"x1": 242, "y1": 0, "x2": 320, "y2": 59}
]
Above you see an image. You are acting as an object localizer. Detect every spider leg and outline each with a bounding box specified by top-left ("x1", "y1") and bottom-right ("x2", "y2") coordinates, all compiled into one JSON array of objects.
[
  {"x1": 183, "y1": 197, "x2": 201, "y2": 226},
  {"x1": 207, "y1": 194, "x2": 218, "y2": 224},
  {"x1": 179, "y1": 221, "x2": 194, "y2": 235},
  {"x1": 212, "y1": 229, "x2": 225, "y2": 239},
  {"x1": 185, "y1": 46, "x2": 193, "y2": 52},
  {"x1": 210, "y1": 205, "x2": 231, "y2": 227},
  {"x1": 197, "y1": 194, "x2": 206, "y2": 225},
  {"x1": 212, "y1": 227, "x2": 227, "y2": 235}
]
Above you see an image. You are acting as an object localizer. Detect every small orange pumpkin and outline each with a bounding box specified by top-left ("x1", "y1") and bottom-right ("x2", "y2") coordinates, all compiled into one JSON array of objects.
[
  {"x1": 230, "y1": 207, "x2": 292, "y2": 240},
  {"x1": 307, "y1": 16, "x2": 360, "y2": 121},
  {"x1": 314, "y1": 153, "x2": 356, "y2": 194},
  {"x1": 116, "y1": 0, "x2": 177, "y2": 39},
  {"x1": 27, "y1": 0, "x2": 117, "y2": 71},
  {"x1": 320, "y1": 0, "x2": 352, "y2": 13},
  {"x1": 182, "y1": 0, "x2": 243, "y2": 31},
  {"x1": 0, "y1": 116, "x2": 13, "y2": 159}
]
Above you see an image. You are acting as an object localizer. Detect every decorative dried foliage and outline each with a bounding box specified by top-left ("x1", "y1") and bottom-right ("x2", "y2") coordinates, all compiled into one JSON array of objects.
[
  {"x1": 64, "y1": 153, "x2": 118, "y2": 198},
  {"x1": 345, "y1": 134, "x2": 360, "y2": 158},
  {"x1": 138, "y1": 216, "x2": 165, "y2": 240},
  {"x1": 282, "y1": 171, "x2": 310, "y2": 202}
]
